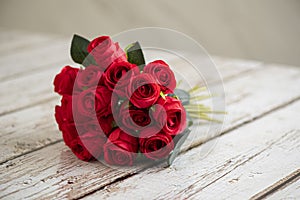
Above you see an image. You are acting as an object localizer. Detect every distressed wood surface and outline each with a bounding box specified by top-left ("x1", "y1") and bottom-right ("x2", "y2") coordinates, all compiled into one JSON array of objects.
[
  {"x1": 0, "y1": 29, "x2": 299, "y2": 199},
  {"x1": 267, "y1": 174, "x2": 300, "y2": 200},
  {"x1": 0, "y1": 64, "x2": 299, "y2": 199},
  {"x1": 0, "y1": 38, "x2": 68, "y2": 82},
  {"x1": 85, "y1": 101, "x2": 300, "y2": 200},
  {"x1": 0, "y1": 62, "x2": 296, "y2": 164},
  {"x1": 252, "y1": 169, "x2": 300, "y2": 200}
]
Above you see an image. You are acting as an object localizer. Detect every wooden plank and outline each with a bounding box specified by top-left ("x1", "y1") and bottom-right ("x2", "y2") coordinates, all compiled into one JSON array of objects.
[
  {"x1": 0, "y1": 97, "x2": 61, "y2": 163},
  {"x1": 0, "y1": 39, "x2": 69, "y2": 82},
  {"x1": 182, "y1": 63, "x2": 300, "y2": 152},
  {"x1": 269, "y1": 181, "x2": 300, "y2": 200},
  {"x1": 0, "y1": 64, "x2": 299, "y2": 199},
  {"x1": 84, "y1": 101, "x2": 300, "y2": 200},
  {"x1": 267, "y1": 177, "x2": 300, "y2": 199},
  {"x1": 0, "y1": 65, "x2": 67, "y2": 116},
  {"x1": 252, "y1": 169, "x2": 300, "y2": 200}
]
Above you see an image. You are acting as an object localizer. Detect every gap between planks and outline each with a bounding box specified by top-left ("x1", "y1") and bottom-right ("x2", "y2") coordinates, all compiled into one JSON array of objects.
[{"x1": 250, "y1": 169, "x2": 300, "y2": 200}]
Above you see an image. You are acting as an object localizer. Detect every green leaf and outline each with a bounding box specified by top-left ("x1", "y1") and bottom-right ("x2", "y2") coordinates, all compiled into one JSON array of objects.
[
  {"x1": 70, "y1": 34, "x2": 90, "y2": 65},
  {"x1": 125, "y1": 41, "x2": 145, "y2": 70}
]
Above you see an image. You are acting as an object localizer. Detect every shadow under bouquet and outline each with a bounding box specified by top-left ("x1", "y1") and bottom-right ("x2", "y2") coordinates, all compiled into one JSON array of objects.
[{"x1": 54, "y1": 34, "x2": 218, "y2": 166}]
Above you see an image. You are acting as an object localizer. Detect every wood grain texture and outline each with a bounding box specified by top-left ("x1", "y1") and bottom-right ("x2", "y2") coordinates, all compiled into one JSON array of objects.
[
  {"x1": 0, "y1": 97, "x2": 61, "y2": 163},
  {"x1": 182, "y1": 64, "x2": 300, "y2": 152},
  {"x1": 0, "y1": 67, "x2": 63, "y2": 116},
  {"x1": 0, "y1": 38, "x2": 68, "y2": 82},
  {"x1": 85, "y1": 101, "x2": 300, "y2": 200},
  {"x1": 251, "y1": 169, "x2": 300, "y2": 200},
  {"x1": 0, "y1": 64, "x2": 299, "y2": 199},
  {"x1": 267, "y1": 174, "x2": 300, "y2": 200}
]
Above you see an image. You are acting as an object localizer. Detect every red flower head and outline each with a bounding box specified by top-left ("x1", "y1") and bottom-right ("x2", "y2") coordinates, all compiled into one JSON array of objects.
[
  {"x1": 151, "y1": 96, "x2": 186, "y2": 136},
  {"x1": 127, "y1": 73, "x2": 160, "y2": 108},
  {"x1": 75, "y1": 65, "x2": 104, "y2": 91},
  {"x1": 139, "y1": 127, "x2": 174, "y2": 160},
  {"x1": 53, "y1": 66, "x2": 78, "y2": 95},
  {"x1": 103, "y1": 61, "x2": 139, "y2": 97},
  {"x1": 103, "y1": 128, "x2": 138, "y2": 166},
  {"x1": 87, "y1": 36, "x2": 127, "y2": 70},
  {"x1": 144, "y1": 60, "x2": 176, "y2": 94}
]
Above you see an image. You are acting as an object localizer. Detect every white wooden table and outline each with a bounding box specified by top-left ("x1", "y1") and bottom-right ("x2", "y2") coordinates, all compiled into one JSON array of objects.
[{"x1": 0, "y1": 28, "x2": 299, "y2": 200}]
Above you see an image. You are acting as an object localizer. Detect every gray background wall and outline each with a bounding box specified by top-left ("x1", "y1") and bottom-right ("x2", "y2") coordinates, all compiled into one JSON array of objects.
[{"x1": 0, "y1": 0, "x2": 299, "y2": 66}]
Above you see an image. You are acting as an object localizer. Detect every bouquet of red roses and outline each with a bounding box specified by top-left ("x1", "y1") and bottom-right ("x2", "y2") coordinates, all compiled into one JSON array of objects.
[{"x1": 54, "y1": 35, "x2": 218, "y2": 166}]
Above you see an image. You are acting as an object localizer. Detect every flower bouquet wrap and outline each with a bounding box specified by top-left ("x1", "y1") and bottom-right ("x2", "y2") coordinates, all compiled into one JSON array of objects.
[{"x1": 54, "y1": 33, "x2": 222, "y2": 167}]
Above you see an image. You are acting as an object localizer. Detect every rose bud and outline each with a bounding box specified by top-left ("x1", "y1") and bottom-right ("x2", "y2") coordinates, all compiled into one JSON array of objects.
[
  {"x1": 103, "y1": 128, "x2": 138, "y2": 166},
  {"x1": 75, "y1": 65, "x2": 103, "y2": 90},
  {"x1": 103, "y1": 61, "x2": 139, "y2": 97},
  {"x1": 128, "y1": 73, "x2": 160, "y2": 108},
  {"x1": 117, "y1": 101, "x2": 151, "y2": 133},
  {"x1": 53, "y1": 66, "x2": 78, "y2": 95},
  {"x1": 87, "y1": 36, "x2": 127, "y2": 70},
  {"x1": 151, "y1": 96, "x2": 187, "y2": 136},
  {"x1": 139, "y1": 127, "x2": 174, "y2": 160},
  {"x1": 75, "y1": 86, "x2": 112, "y2": 119},
  {"x1": 144, "y1": 60, "x2": 176, "y2": 94}
]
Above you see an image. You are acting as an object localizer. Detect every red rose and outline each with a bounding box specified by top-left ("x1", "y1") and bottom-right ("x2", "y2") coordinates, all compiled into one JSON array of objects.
[
  {"x1": 59, "y1": 122, "x2": 108, "y2": 161},
  {"x1": 76, "y1": 116, "x2": 111, "y2": 138},
  {"x1": 53, "y1": 66, "x2": 78, "y2": 95},
  {"x1": 103, "y1": 61, "x2": 139, "y2": 97},
  {"x1": 78, "y1": 132, "x2": 107, "y2": 160},
  {"x1": 127, "y1": 73, "x2": 160, "y2": 108},
  {"x1": 103, "y1": 128, "x2": 138, "y2": 166},
  {"x1": 139, "y1": 127, "x2": 174, "y2": 160},
  {"x1": 75, "y1": 65, "x2": 103, "y2": 90},
  {"x1": 87, "y1": 36, "x2": 127, "y2": 70},
  {"x1": 117, "y1": 101, "x2": 151, "y2": 133},
  {"x1": 151, "y1": 96, "x2": 186, "y2": 136},
  {"x1": 144, "y1": 60, "x2": 176, "y2": 94},
  {"x1": 54, "y1": 115, "x2": 91, "y2": 161},
  {"x1": 97, "y1": 114, "x2": 115, "y2": 136},
  {"x1": 60, "y1": 122, "x2": 78, "y2": 147},
  {"x1": 69, "y1": 137, "x2": 93, "y2": 161},
  {"x1": 75, "y1": 86, "x2": 112, "y2": 119}
]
